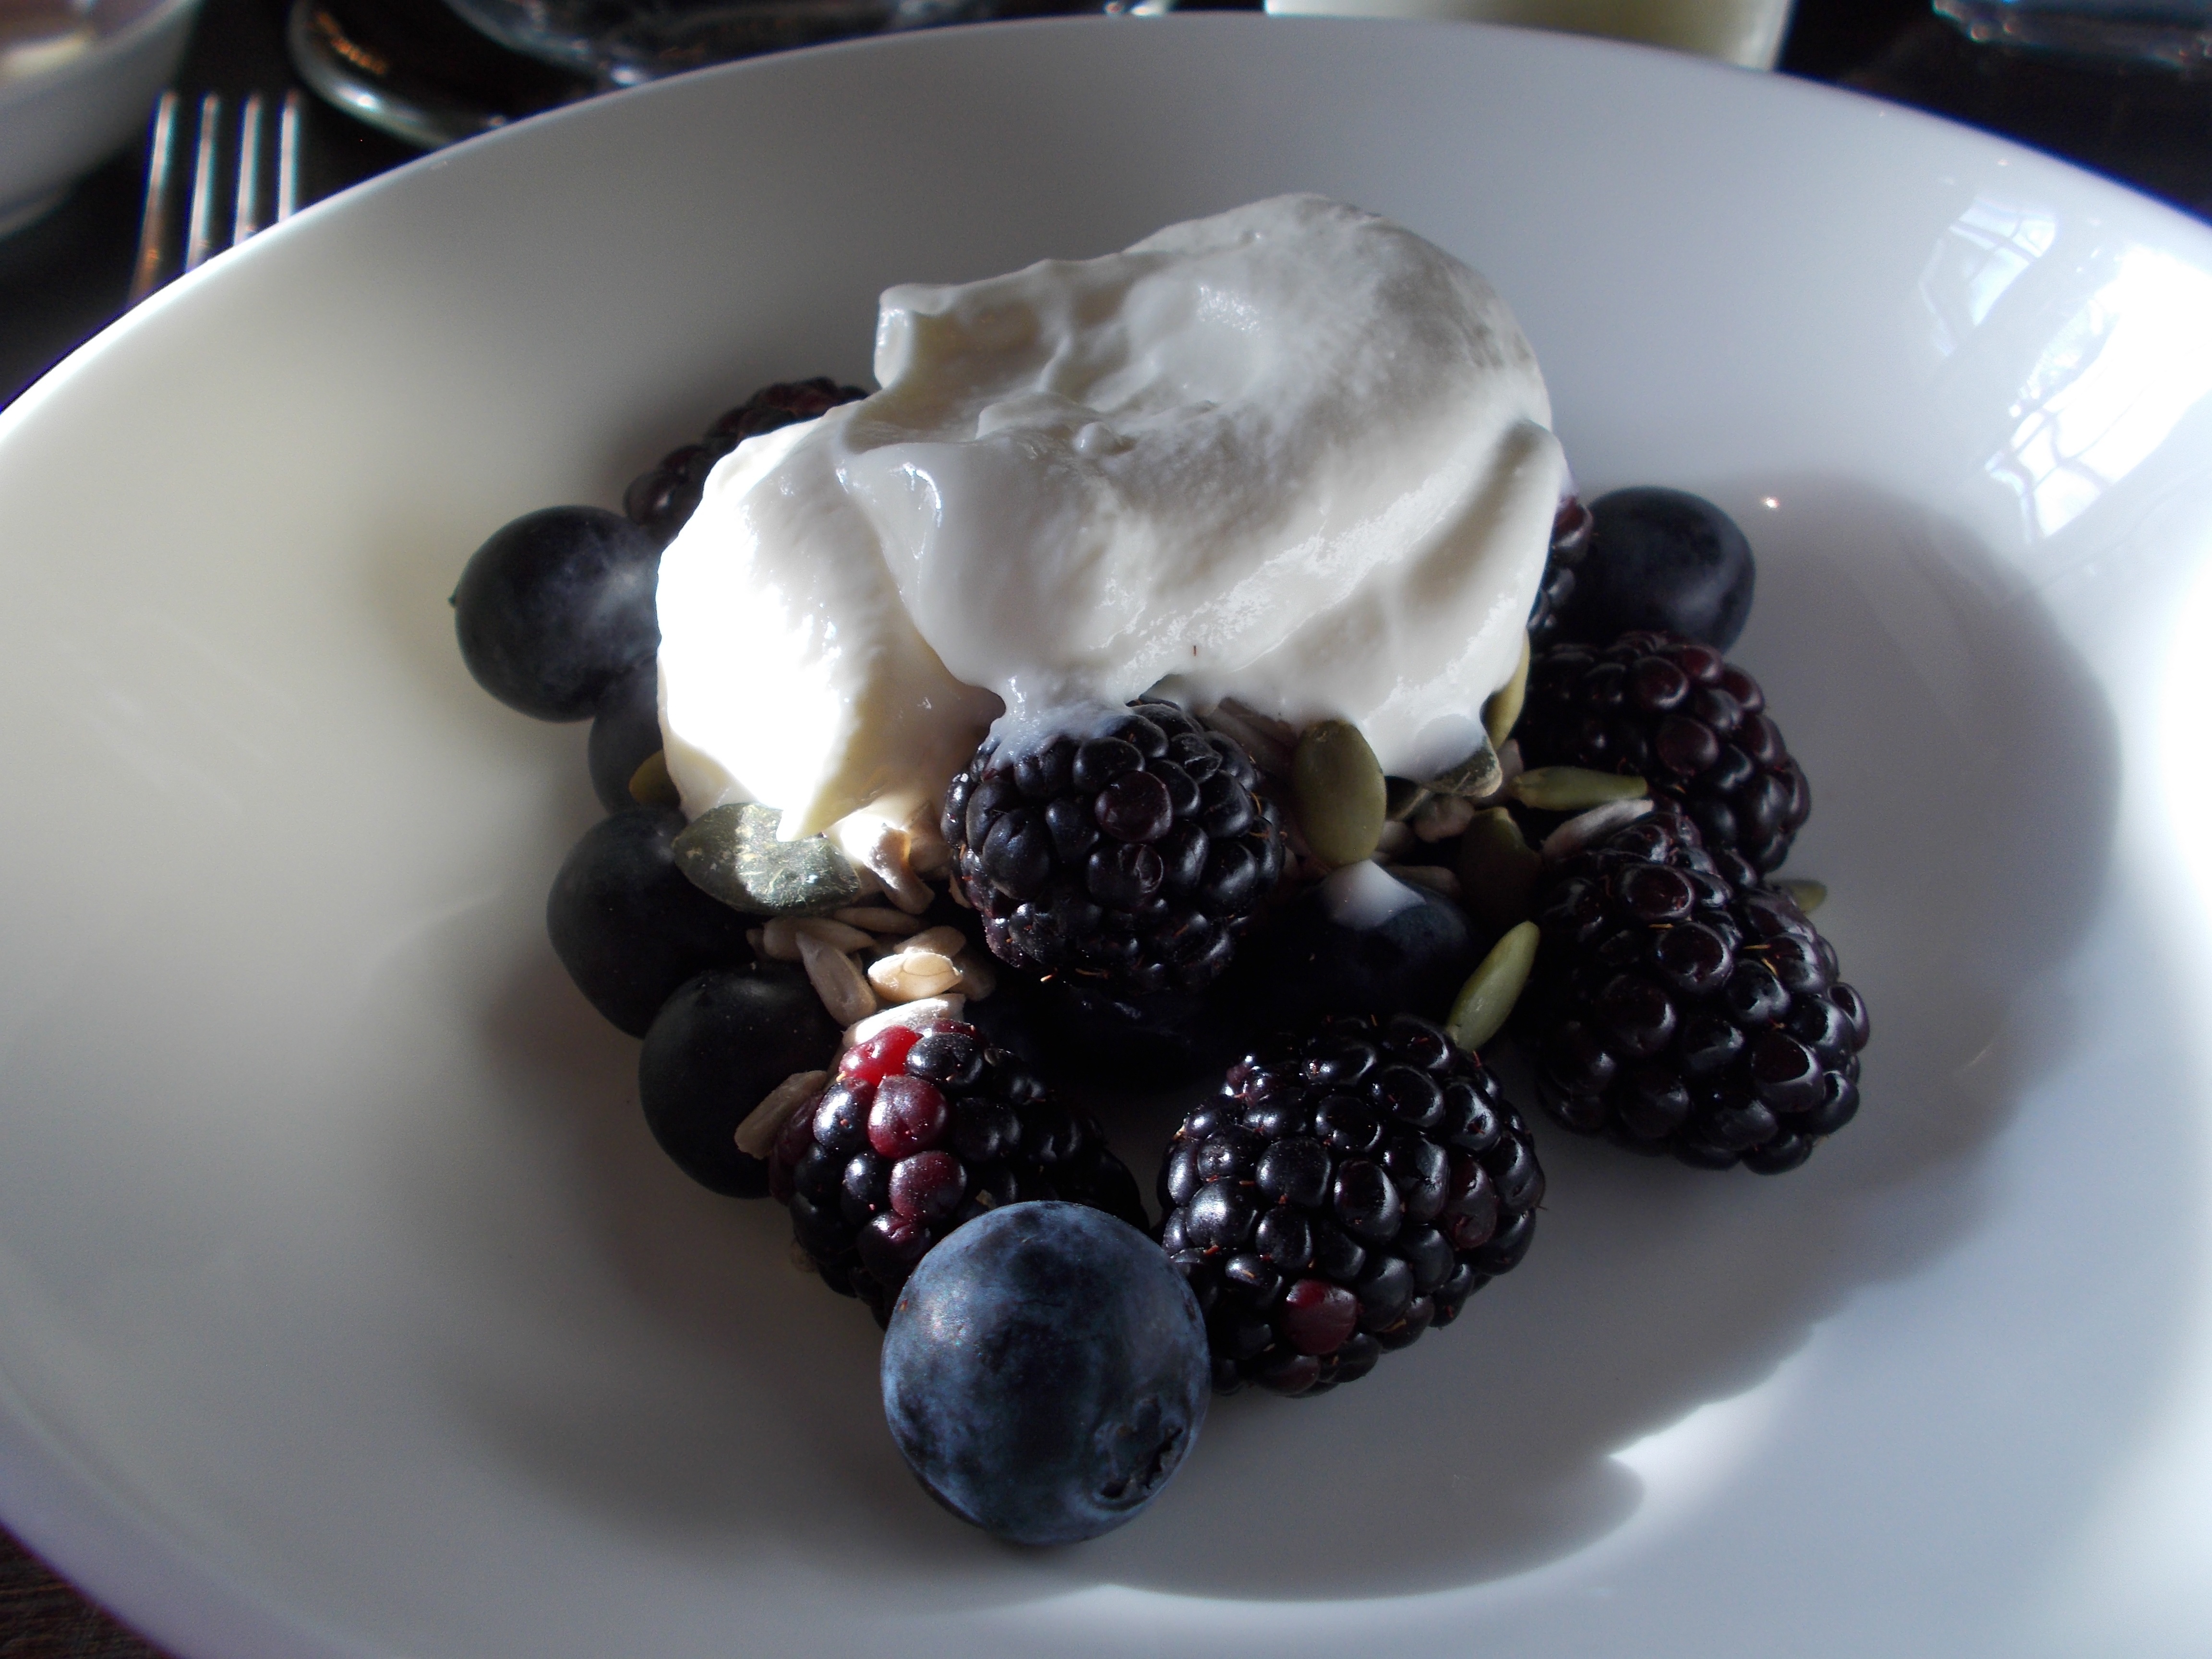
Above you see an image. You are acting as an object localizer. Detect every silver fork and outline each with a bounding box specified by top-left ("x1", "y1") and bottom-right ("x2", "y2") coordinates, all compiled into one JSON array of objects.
[{"x1": 129, "y1": 88, "x2": 306, "y2": 305}]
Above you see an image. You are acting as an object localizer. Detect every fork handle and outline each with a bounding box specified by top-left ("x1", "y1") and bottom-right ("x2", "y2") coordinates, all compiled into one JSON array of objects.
[{"x1": 127, "y1": 91, "x2": 180, "y2": 306}]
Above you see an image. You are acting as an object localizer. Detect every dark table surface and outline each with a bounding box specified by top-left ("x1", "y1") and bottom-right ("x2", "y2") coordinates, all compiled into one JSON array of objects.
[{"x1": 0, "y1": 0, "x2": 2206, "y2": 1649}]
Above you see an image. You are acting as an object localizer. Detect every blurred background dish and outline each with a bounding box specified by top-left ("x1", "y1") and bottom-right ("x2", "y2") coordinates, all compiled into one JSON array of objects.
[
  {"x1": 1258, "y1": 0, "x2": 1794, "y2": 69},
  {"x1": 434, "y1": 0, "x2": 989, "y2": 85},
  {"x1": 1935, "y1": 0, "x2": 2212, "y2": 68},
  {"x1": 0, "y1": 0, "x2": 201, "y2": 234}
]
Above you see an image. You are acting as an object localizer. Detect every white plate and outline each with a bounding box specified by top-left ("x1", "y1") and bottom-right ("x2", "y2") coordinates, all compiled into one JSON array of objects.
[{"x1": 3, "y1": 16, "x2": 2212, "y2": 1657}]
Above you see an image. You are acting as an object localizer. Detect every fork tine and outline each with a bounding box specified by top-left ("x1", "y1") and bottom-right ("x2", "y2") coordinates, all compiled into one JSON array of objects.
[
  {"x1": 232, "y1": 92, "x2": 266, "y2": 245},
  {"x1": 276, "y1": 90, "x2": 302, "y2": 223},
  {"x1": 128, "y1": 90, "x2": 180, "y2": 306},
  {"x1": 183, "y1": 93, "x2": 222, "y2": 274}
]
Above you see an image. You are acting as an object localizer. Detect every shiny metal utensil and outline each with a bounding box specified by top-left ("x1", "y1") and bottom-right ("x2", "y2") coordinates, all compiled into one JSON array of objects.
[{"x1": 129, "y1": 86, "x2": 305, "y2": 304}]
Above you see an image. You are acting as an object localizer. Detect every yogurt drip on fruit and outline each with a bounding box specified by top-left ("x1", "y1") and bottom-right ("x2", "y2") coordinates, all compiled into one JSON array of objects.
[{"x1": 656, "y1": 194, "x2": 1565, "y2": 840}]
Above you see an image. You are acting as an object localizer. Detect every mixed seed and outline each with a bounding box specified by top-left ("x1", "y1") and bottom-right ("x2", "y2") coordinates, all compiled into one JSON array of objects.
[{"x1": 627, "y1": 661, "x2": 1636, "y2": 1099}]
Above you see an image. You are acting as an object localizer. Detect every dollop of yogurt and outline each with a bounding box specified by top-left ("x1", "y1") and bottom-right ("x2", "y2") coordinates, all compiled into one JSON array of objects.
[{"x1": 657, "y1": 194, "x2": 1564, "y2": 840}]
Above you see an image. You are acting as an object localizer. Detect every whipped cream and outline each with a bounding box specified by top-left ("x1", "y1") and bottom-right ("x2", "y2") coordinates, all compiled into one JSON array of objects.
[{"x1": 657, "y1": 194, "x2": 1564, "y2": 841}]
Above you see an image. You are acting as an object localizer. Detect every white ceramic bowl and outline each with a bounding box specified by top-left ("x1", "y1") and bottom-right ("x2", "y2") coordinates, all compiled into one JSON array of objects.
[
  {"x1": 3, "y1": 15, "x2": 2212, "y2": 1658},
  {"x1": 0, "y1": 0, "x2": 201, "y2": 236}
]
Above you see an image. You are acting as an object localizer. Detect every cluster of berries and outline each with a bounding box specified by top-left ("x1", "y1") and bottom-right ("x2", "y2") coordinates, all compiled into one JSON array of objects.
[{"x1": 449, "y1": 377, "x2": 1873, "y2": 1542}]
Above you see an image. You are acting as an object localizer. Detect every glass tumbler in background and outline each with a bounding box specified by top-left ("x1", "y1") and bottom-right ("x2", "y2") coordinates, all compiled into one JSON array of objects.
[
  {"x1": 1260, "y1": 0, "x2": 1798, "y2": 70},
  {"x1": 1934, "y1": 0, "x2": 2212, "y2": 67}
]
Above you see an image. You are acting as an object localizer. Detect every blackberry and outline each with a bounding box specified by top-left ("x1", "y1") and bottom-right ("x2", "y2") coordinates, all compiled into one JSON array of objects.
[
  {"x1": 1516, "y1": 629, "x2": 1812, "y2": 874},
  {"x1": 622, "y1": 376, "x2": 868, "y2": 544},
  {"x1": 1520, "y1": 804, "x2": 1868, "y2": 1173},
  {"x1": 942, "y1": 700, "x2": 1286, "y2": 997},
  {"x1": 1158, "y1": 1012, "x2": 1544, "y2": 1396},
  {"x1": 768, "y1": 1019, "x2": 1147, "y2": 1324},
  {"x1": 1526, "y1": 495, "x2": 1594, "y2": 647}
]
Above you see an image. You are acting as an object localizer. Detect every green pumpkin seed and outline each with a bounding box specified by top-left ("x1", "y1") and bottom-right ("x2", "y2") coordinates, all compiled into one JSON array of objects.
[
  {"x1": 1482, "y1": 631, "x2": 1531, "y2": 749},
  {"x1": 1457, "y1": 807, "x2": 1542, "y2": 932},
  {"x1": 1446, "y1": 921, "x2": 1539, "y2": 1053},
  {"x1": 1507, "y1": 766, "x2": 1647, "y2": 812},
  {"x1": 1292, "y1": 719, "x2": 1387, "y2": 867},
  {"x1": 1422, "y1": 729, "x2": 1502, "y2": 800},
  {"x1": 673, "y1": 802, "x2": 864, "y2": 916},
  {"x1": 627, "y1": 748, "x2": 680, "y2": 808},
  {"x1": 1778, "y1": 878, "x2": 1827, "y2": 914}
]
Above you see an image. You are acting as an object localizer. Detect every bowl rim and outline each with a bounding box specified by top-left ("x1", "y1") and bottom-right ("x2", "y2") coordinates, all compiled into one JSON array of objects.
[{"x1": 3, "y1": 16, "x2": 2212, "y2": 1659}]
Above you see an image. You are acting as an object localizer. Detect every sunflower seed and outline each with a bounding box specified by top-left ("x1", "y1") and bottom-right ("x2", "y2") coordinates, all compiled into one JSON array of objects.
[
  {"x1": 1446, "y1": 920, "x2": 1539, "y2": 1052},
  {"x1": 843, "y1": 995, "x2": 964, "y2": 1050},
  {"x1": 833, "y1": 906, "x2": 923, "y2": 934},
  {"x1": 732, "y1": 1068, "x2": 830, "y2": 1160},
  {"x1": 758, "y1": 918, "x2": 803, "y2": 961},
  {"x1": 1410, "y1": 791, "x2": 1477, "y2": 843},
  {"x1": 1540, "y1": 797, "x2": 1654, "y2": 862},
  {"x1": 894, "y1": 925, "x2": 968, "y2": 959},
  {"x1": 792, "y1": 916, "x2": 875, "y2": 952},
  {"x1": 1507, "y1": 766, "x2": 1647, "y2": 813},
  {"x1": 907, "y1": 827, "x2": 955, "y2": 881},
  {"x1": 852, "y1": 821, "x2": 933, "y2": 914},
  {"x1": 797, "y1": 931, "x2": 878, "y2": 1025},
  {"x1": 868, "y1": 949, "x2": 963, "y2": 1002}
]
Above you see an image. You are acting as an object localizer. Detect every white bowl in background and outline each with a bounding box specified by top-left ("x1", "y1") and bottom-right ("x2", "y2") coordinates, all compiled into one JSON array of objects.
[
  {"x1": 0, "y1": 0, "x2": 201, "y2": 237},
  {"x1": 2, "y1": 15, "x2": 2212, "y2": 1658}
]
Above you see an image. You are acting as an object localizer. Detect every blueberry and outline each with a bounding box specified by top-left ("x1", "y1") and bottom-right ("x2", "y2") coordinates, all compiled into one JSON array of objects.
[
  {"x1": 1226, "y1": 878, "x2": 1481, "y2": 1030},
  {"x1": 881, "y1": 1202, "x2": 1209, "y2": 1544},
  {"x1": 1554, "y1": 487, "x2": 1755, "y2": 650},
  {"x1": 587, "y1": 661, "x2": 662, "y2": 814},
  {"x1": 545, "y1": 806, "x2": 754, "y2": 1036},
  {"x1": 637, "y1": 965, "x2": 839, "y2": 1197},
  {"x1": 452, "y1": 505, "x2": 661, "y2": 720}
]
